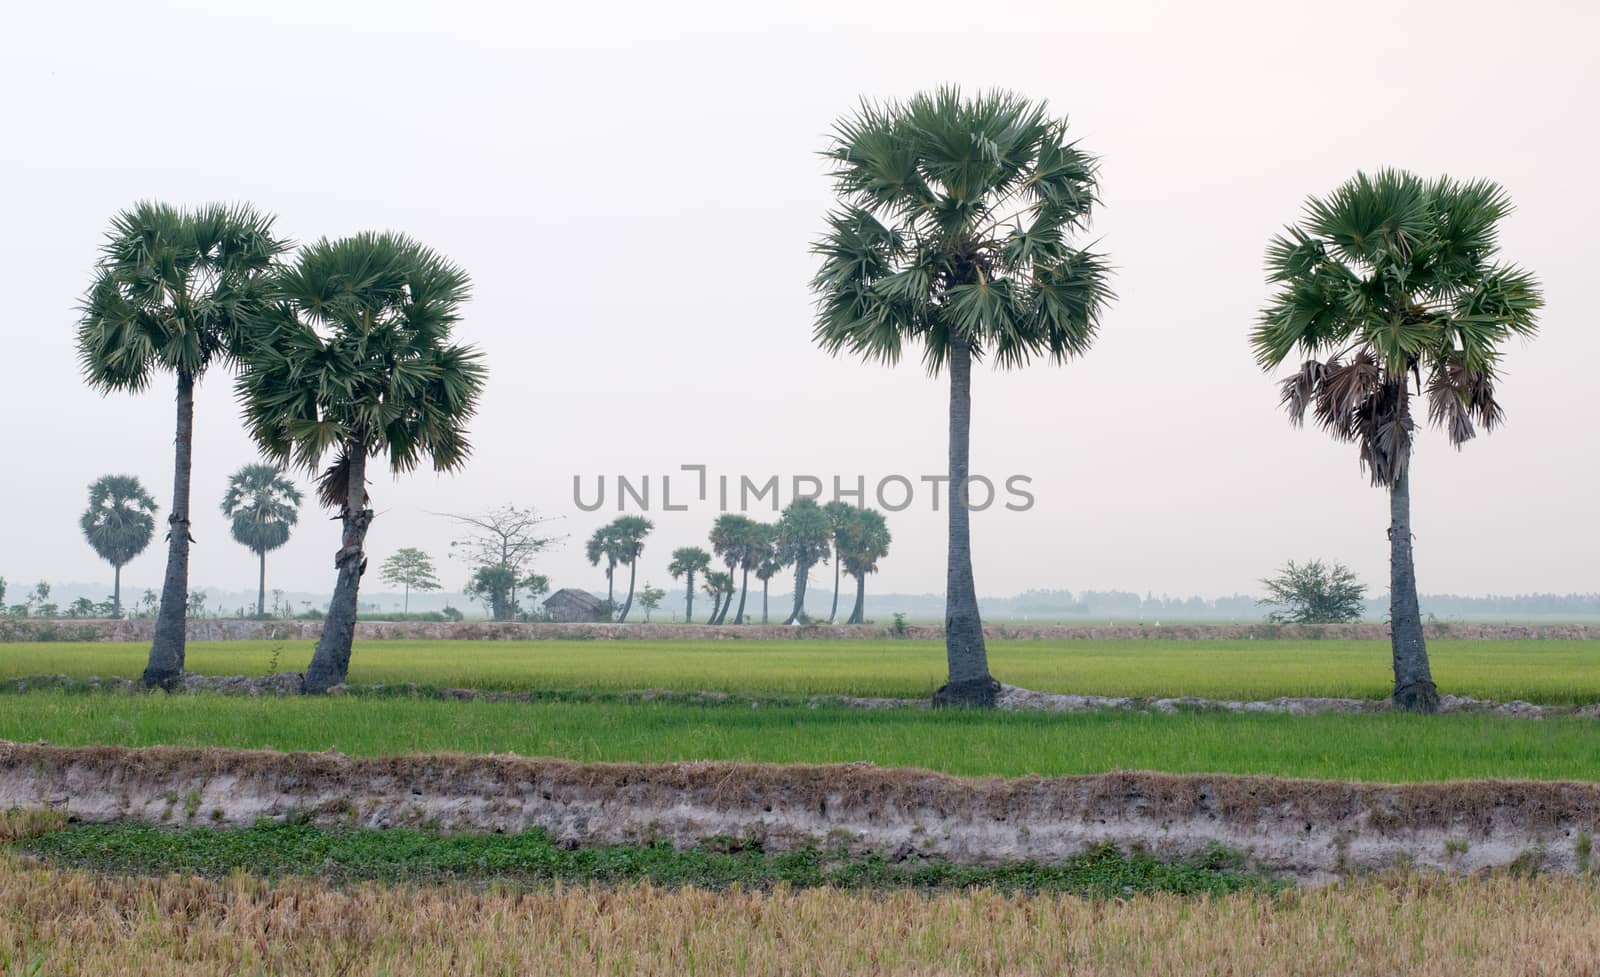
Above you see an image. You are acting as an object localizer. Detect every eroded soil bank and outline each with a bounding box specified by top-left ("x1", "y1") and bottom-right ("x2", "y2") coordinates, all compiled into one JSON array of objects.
[{"x1": 3, "y1": 742, "x2": 1594, "y2": 884}]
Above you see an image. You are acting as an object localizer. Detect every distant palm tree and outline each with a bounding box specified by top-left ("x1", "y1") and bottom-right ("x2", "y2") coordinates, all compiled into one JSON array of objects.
[
  {"x1": 77, "y1": 202, "x2": 286, "y2": 686},
  {"x1": 607, "y1": 516, "x2": 654, "y2": 622},
  {"x1": 752, "y1": 524, "x2": 785, "y2": 625},
  {"x1": 667, "y1": 546, "x2": 712, "y2": 623},
  {"x1": 80, "y1": 474, "x2": 158, "y2": 618},
  {"x1": 702, "y1": 570, "x2": 733, "y2": 626},
  {"x1": 221, "y1": 464, "x2": 302, "y2": 617},
  {"x1": 812, "y1": 89, "x2": 1112, "y2": 705},
  {"x1": 837, "y1": 507, "x2": 891, "y2": 624},
  {"x1": 586, "y1": 525, "x2": 622, "y2": 608},
  {"x1": 708, "y1": 514, "x2": 762, "y2": 624},
  {"x1": 238, "y1": 233, "x2": 486, "y2": 693},
  {"x1": 822, "y1": 501, "x2": 853, "y2": 623},
  {"x1": 1253, "y1": 170, "x2": 1542, "y2": 713},
  {"x1": 777, "y1": 499, "x2": 830, "y2": 625}
]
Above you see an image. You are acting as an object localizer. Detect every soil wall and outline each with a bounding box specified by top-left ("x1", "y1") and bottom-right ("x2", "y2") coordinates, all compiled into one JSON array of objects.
[{"x1": 4, "y1": 742, "x2": 1594, "y2": 883}]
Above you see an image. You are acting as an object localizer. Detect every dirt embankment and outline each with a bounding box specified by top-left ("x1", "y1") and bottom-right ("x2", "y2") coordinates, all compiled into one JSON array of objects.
[
  {"x1": 5, "y1": 619, "x2": 1599, "y2": 643},
  {"x1": 4, "y1": 742, "x2": 1595, "y2": 883}
]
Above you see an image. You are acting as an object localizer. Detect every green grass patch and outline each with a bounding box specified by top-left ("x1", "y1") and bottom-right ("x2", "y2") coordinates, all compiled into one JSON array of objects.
[
  {"x1": 3, "y1": 692, "x2": 1598, "y2": 782},
  {"x1": 12, "y1": 818, "x2": 1271, "y2": 896},
  {"x1": 4, "y1": 638, "x2": 1600, "y2": 702}
]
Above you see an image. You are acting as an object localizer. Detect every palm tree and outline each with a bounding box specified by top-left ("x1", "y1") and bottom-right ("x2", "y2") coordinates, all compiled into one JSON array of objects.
[
  {"x1": 812, "y1": 89, "x2": 1112, "y2": 706},
  {"x1": 776, "y1": 499, "x2": 830, "y2": 624},
  {"x1": 221, "y1": 463, "x2": 302, "y2": 617},
  {"x1": 77, "y1": 202, "x2": 286, "y2": 687},
  {"x1": 79, "y1": 474, "x2": 159, "y2": 617},
  {"x1": 822, "y1": 501, "x2": 853, "y2": 623},
  {"x1": 702, "y1": 570, "x2": 733, "y2": 625},
  {"x1": 1253, "y1": 170, "x2": 1542, "y2": 712},
  {"x1": 667, "y1": 546, "x2": 712, "y2": 623},
  {"x1": 752, "y1": 523, "x2": 785, "y2": 625},
  {"x1": 238, "y1": 232, "x2": 486, "y2": 693},
  {"x1": 837, "y1": 507, "x2": 891, "y2": 624},
  {"x1": 607, "y1": 516, "x2": 654, "y2": 622},
  {"x1": 586, "y1": 525, "x2": 622, "y2": 609},
  {"x1": 708, "y1": 514, "x2": 761, "y2": 624}
]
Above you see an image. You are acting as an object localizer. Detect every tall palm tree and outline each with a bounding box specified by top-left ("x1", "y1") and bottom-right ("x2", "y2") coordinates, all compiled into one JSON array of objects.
[
  {"x1": 1253, "y1": 170, "x2": 1541, "y2": 712},
  {"x1": 77, "y1": 202, "x2": 286, "y2": 687},
  {"x1": 221, "y1": 463, "x2": 302, "y2": 617},
  {"x1": 667, "y1": 546, "x2": 712, "y2": 623},
  {"x1": 838, "y1": 507, "x2": 891, "y2": 624},
  {"x1": 708, "y1": 514, "x2": 761, "y2": 624},
  {"x1": 812, "y1": 89, "x2": 1112, "y2": 706},
  {"x1": 608, "y1": 515, "x2": 654, "y2": 622},
  {"x1": 822, "y1": 501, "x2": 853, "y2": 623},
  {"x1": 80, "y1": 474, "x2": 159, "y2": 618},
  {"x1": 238, "y1": 232, "x2": 486, "y2": 693},
  {"x1": 776, "y1": 499, "x2": 830, "y2": 624},
  {"x1": 752, "y1": 523, "x2": 785, "y2": 625}
]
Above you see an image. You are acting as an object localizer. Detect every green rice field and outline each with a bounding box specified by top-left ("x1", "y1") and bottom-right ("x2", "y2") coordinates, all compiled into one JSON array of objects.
[
  {"x1": 4, "y1": 638, "x2": 1600, "y2": 703},
  {"x1": 5, "y1": 692, "x2": 1600, "y2": 782}
]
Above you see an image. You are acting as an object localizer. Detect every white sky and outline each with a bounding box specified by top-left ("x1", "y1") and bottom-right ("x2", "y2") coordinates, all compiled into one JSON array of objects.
[{"x1": 2, "y1": 0, "x2": 1595, "y2": 602}]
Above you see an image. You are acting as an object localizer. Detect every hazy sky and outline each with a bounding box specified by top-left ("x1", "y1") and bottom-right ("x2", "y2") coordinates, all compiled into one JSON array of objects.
[{"x1": 2, "y1": 0, "x2": 1595, "y2": 605}]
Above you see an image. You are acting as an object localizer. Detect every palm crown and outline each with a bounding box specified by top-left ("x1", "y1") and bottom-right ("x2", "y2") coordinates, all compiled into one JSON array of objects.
[
  {"x1": 237, "y1": 232, "x2": 487, "y2": 504},
  {"x1": 838, "y1": 508, "x2": 891, "y2": 577},
  {"x1": 77, "y1": 202, "x2": 286, "y2": 389},
  {"x1": 667, "y1": 547, "x2": 711, "y2": 580},
  {"x1": 811, "y1": 87, "x2": 1112, "y2": 372},
  {"x1": 1252, "y1": 170, "x2": 1542, "y2": 484},
  {"x1": 775, "y1": 499, "x2": 830, "y2": 567},
  {"x1": 221, "y1": 463, "x2": 302, "y2": 555},
  {"x1": 80, "y1": 475, "x2": 159, "y2": 568}
]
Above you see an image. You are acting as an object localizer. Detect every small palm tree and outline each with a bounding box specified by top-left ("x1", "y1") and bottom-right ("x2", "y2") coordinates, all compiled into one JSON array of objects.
[
  {"x1": 221, "y1": 464, "x2": 302, "y2": 617},
  {"x1": 1253, "y1": 170, "x2": 1541, "y2": 712},
  {"x1": 822, "y1": 501, "x2": 854, "y2": 623},
  {"x1": 701, "y1": 570, "x2": 733, "y2": 626},
  {"x1": 238, "y1": 233, "x2": 486, "y2": 693},
  {"x1": 586, "y1": 525, "x2": 622, "y2": 608},
  {"x1": 812, "y1": 89, "x2": 1112, "y2": 705},
  {"x1": 667, "y1": 546, "x2": 712, "y2": 623},
  {"x1": 837, "y1": 507, "x2": 891, "y2": 624},
  {"x1": 752, "y1": 523, "x2": 785, "y2": 625},
  {"x1": 77, "y1": 202, "x2": 286, "y2": 686},
  {"x1": 606, "y1": 516, "x2": 654, "y2": 622},
  {"x1": 80, "y1": 474, "x2": 159, "y2": 618}
]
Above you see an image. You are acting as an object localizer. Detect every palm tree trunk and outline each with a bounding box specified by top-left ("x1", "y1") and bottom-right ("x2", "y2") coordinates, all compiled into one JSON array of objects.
[
  {"x1": 305, "y1": 446, "x2": 371, "y2": 693},
  {"x1": 403, "y1": 583, "x2": 410, "y2": 614},
  {"x1": 849, "y1": 571, "x2": 865, "y2": 624},
  {"x1": 761, "y1": 580, "x2": 769, "y2": 624},
  {"x1": 785, "y1": 563, "x2": 809, "y2": 624},
  {"x1": 684, "y1": 573, "x2": 695, "y2": 624},
  {"x1": 934, "y1": 331, "x2": 995, "y2": 707},
  {"x1": 606, "y1": 564, "x2": 615, "y2": 605},
  {"x1": 829, "y1": 546, "x2": 841, "y2": 623},
  {"x1": 709, "y1": 592, "x2": 723, "y2": 625},
  {"x1": 112, "y1": 564, "x2": 122, "y2": 619},
  {"x1": 143, "y1": 371, "x2": 195, "y2": 689},
  {"x1": 1389, "y1": 455, "x2": 1437, "y2": 712},
  {"x1": 256, "y1": 550, "x2": 267, "y2": 617},
  {"x1": 618, "y1": 558, "x2": 638, "y2": 622},
  {"x1": 733, "y1": 566, "x2": 750, "y2": 624}
]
